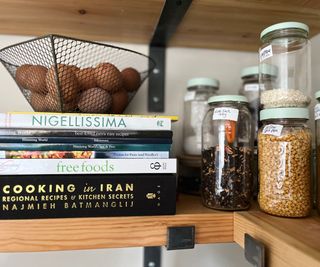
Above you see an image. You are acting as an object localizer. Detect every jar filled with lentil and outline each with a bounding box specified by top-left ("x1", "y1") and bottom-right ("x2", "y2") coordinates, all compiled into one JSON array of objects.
[
  {"x1": 259, "y1": 22, "x2": 311, "y2": 108},
  {"x1": 315, "y1": 91, "x2": 320, "y2": 214},
  {"x1": 183, "y1": 77, "x2": 219, "y2": 156},
  {"x1": 258, "y1": 108, "x2": 312, "y2": 217},
  {"x1": 201, "y1": 95, "x2": 253, "y2": 210}
]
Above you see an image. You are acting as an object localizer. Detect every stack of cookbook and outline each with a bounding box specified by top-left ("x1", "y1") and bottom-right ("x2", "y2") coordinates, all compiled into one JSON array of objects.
[{"x1": 0, "y1": 112, "x2": 177, "y2": 219}]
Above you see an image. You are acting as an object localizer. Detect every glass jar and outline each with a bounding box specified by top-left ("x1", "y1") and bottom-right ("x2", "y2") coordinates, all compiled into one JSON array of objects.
[
  {"x1": 201, "y1": 95, "x2": 253, "y2": 210},
  {"x1": 239, "y1": 65, "x2": 277, "y2": 144},
  {"x1": 183, "y1": 77, "x2": 219, "y2": 155},
  {"x1": 259, "y1": 22, "x2": 311, "y2": 108},
  {"x1": 315, "y1": 91, "x2": 320, "y2": 214},
  {"x1": 258, "y1": 108, "x2": 312, "y2": 217}
]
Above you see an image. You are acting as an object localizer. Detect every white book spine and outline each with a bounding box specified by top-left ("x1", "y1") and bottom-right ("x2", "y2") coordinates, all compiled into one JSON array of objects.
[
  {"x1": 0, "y1": 113, "x2": 172, "y2": 130},
  {"x1": 0, "y1": 158, "x2": 177, "y2": 175}
]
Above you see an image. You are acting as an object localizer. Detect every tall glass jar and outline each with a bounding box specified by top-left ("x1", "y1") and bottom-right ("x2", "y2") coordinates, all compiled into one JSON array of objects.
[
  {"x1": 258, "y1": 108, "x2": 312, "y2": 217},
  {"x1": 183, "y1": 77, "x2": 219, "y2": 155},
  {"x1": 201, "y1": 95, "x2": 253, "y2": 210},
  {"x1": 315, "y1": 91, "x2": 320, "y2": 214},
  {"x1": 259, "y1": 22, "x2": 311, "y2": 108}
]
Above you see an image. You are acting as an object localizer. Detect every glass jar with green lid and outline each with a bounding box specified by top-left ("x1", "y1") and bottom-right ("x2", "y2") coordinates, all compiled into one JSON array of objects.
[
  {"x1": 183, "y1": 77, "x2": 219, "y2": 156},
  {"x1": 259, "y1": 22, "x2": 311, "y2": 108},
  {"x1": 239, "y1": 64, "x2": 277, "y2": 144},
  {"x1": 258, "y1": 107, "x2": 312, "y2": 217},
  {"x1": 201, "y1": 95, "x2": 253, "y2": 210}
]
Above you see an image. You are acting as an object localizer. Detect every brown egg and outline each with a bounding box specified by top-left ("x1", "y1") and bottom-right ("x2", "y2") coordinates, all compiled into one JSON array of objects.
[
  {"x1": 44, "y1": 93, "x2": 61, "y2": 112},
  {"x1": 30, "y1": 92, "x2": 48, "y2": 112},
  {"x1": 111, "y1": 89, "x2": 129, "y2": 114},
  {"x1": 78, "y1": 87, "x2": 112, "y2": 113},
  {"x1": 15, "y1": 64, "x2": 32, "y2": 88},
  {"x1": 46, "y1": 64, "x2": 79, "y2": 103},
  {"x1": 25, "y1": 65, "x2": 48, "y2": 94},
  {"x1": 94, "y1": 63, "x2": 122, "y2": 93},
  {"x1": 121, "y1": 67, "x2": 141, "y2": 92},
  {"x1": 76, "y1": 67, "x2": 96, "y2": 90}
]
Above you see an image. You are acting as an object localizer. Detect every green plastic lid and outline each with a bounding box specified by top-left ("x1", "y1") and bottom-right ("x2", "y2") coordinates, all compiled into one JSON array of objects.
[
  {"x1": 315, "y1": 91, "x2": 320, "y2": 100},
  {"x1": 241, "y1": 64, "x2": 278, "y2": 78},
  {"x1": 208, "y1": 95, "x2": 248, "y2": 104},
  {"x1": 187, "y1": 77, "x2": 219, "y2": 89},
  {"x1": 260, "y1": 108, "x2": 309, "y2": 120},
  {"x1": 260, "y1": 22, "x2": 309, "y2": 40}
]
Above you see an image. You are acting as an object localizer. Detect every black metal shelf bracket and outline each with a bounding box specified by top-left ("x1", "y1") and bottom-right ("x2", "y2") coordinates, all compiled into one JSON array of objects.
[
  {"x1": 148, "y1": 0, "x2": 193, "y2": 112},
  {"x1": 167, "y1": 226, "x2": 195, "y2": 250},
  {"x1": 244, "y1": 233, "x2": 265, "y2": 267},
  {"x1": 144, "y1": 246, "x2": 162, "y2": 267}
]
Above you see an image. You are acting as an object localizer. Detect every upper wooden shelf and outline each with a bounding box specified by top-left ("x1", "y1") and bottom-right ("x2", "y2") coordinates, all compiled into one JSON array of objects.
[{"x1": 0, "y1": 0, "x2": 319, "y2": 51}]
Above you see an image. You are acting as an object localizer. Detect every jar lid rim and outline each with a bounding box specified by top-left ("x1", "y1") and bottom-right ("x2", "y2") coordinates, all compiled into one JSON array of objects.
[
  {"x1": 187, "y1": 77, "x2": 219, "y2": 88},
  {"x1": 260, "y1": 21, "x2": 309, "y2": 40},
  {"x1": 241, "y1": 64, "x2": 278, "y2": 78},
  {"x1": 208, "y1": 95, "x2": 248, "y2": 103},
  {"x1": 260, "y1": 107, "x2": 309, "y2": 120}
]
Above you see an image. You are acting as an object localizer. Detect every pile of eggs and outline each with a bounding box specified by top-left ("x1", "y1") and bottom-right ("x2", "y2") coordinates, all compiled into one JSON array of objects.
[{"x1": 15, "y1": 63, "x2": 141, "y2": 114}]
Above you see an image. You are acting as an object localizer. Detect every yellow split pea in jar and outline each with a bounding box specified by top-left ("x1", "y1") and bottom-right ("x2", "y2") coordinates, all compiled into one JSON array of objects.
[{"x1": 258, "y1": 108, "x2": 311, "y2": 217}]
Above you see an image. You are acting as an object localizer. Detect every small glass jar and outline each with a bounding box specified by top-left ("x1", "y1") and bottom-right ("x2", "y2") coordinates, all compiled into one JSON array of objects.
[
  {"x1": 315, "y1": 91, "x2": 320, "y2": 214},
  {"x1": 239, "y1": 65, "x2": 277, "y2": 144},
  {"x1": 259, "y1": 22, "x2": 311, "y2": 108},
  {"x1": 258, "y1": 108, "x2": 312, "y2": 217},
  {"x1": 183, "y1": 77, "x2": 219, "y2": 155},
  {"x1": 201, "y1": 95, "x2": 253, "y2": 210}
]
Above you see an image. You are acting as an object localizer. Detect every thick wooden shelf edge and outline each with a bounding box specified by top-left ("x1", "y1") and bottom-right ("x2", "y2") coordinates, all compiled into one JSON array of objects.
[
  {"x1": 0, "y1": 195, "x2": 233, "y2": 252},
  {"x1": 234, "y1": 211, "x2": 320, "y2": 267}
]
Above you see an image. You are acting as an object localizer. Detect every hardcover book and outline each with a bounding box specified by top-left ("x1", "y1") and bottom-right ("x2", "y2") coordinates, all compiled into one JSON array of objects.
[
  {"x1": 0, "y1": 112, "x2": 178, "y2": 130},
  {"x1": 0, "y1": 173, "x2": 177, "y2": 219},
  {"x1": 0, "y1": 158, "x2": 177, "y2": 175}
]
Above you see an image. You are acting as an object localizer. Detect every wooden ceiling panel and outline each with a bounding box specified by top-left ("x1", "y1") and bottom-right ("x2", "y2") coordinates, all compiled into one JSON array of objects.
[
  {"x1": 169, "y1": 0, "x2": 320, "y2": 51},
  {"x1": 0, "y1": 0, "x2": 164, "y2": 44}
]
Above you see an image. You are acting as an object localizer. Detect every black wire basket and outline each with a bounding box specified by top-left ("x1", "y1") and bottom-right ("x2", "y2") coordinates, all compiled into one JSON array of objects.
[{"x1": 0, "y1": 34, "x2": 155, "y2": 114}]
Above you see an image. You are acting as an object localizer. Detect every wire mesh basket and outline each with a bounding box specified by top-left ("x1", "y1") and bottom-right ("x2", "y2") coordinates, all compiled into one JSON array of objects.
[{"x1": 0, "y1": 34, "x2": 155, "y2": 114}]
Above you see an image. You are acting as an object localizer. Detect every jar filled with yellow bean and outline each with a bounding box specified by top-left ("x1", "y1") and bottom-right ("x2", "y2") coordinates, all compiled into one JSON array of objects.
[{"x1": 258, "y1": 108, "x2": 311, "y2": 217}]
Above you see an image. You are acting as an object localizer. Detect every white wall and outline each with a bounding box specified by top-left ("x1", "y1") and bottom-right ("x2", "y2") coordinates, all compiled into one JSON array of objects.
[{"x1": 0, "y1": 32, "x2": 319, "y2": 267}]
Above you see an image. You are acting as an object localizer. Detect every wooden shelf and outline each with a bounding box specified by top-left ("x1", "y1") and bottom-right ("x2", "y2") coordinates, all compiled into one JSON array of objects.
[
  {"x1": 0, "y1": 194, "x2": 233, "y2": 252},
  {"x1": 234, "y1": 209, "x2": 320, "y2": 267},
  {"x1": 0, "y1": 193, "x2": 319, "y2": 266},
  {"x1": 170, "y1": 0, "x2": 320, "y2": 51},
  {"x1": 0, "y1": 0, "x2": 320, "y2": 51}
]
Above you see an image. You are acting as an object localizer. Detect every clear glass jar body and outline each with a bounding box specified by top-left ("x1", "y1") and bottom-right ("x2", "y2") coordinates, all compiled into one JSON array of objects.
[
  {"x1": 183, "y1": 85, "x2": 218, "y2": 155},
  {"x1": 201, "y1": 100, "x2": 253, "y2": 210},
  {"x1": 315, "y1": 103, "x2": 320, "y2": 214},
  {"x1": 259, "y1": 28, "x2": 311, "y2": 108},
  {"x1": 258, "y1": 119, "x2": 311, "y2": 217}
]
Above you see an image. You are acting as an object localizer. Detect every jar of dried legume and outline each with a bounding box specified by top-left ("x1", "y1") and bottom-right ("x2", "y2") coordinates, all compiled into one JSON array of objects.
[
  {"x1": 258, "y1": 108, "x2": 311, "y2": 217},
  {"x1": 259, "y1": 22, "x2": 311, "y2": 108},
  {"x1": 201, "y1": 95, "x2": 253, "y2": 211}
]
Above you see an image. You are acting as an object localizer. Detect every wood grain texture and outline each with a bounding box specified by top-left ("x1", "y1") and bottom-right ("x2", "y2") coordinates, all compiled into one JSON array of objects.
[
  {"x1": 0, "y1": 195, "x2": 233, "y2": 252},
  {"x1": 170, "y1": 0, "x2": 320, "y2": 51},
  {"x1": 234, "y1": 210, "x2": 320, "y2": 267},
  {"x1": 0, "y1": 0, "x2": 163, "y2": 44}
]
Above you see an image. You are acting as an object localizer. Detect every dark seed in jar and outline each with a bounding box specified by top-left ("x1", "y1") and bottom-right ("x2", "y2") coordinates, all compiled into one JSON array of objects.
[{"x1": 201, "y1": 145, "x2": 253, "y2": 210}]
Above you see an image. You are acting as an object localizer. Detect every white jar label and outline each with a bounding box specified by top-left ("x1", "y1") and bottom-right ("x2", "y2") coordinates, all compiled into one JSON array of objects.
[
  {"x1": 315, "y1": 104, "x2": 320, "y2": 120},
  {"x1": 184, "y1": 91, "x2": 196, "y2": 101},
  {"x1": 244, "y1": 84, "x2": 259, "y2": 92},
  {"x1": 260, "y1": 45, "x2": 273, "y2": 62},
  {"x1": 262, "y1": 124, "x2": 283, "y2": 137},
  {"x1": 212, "y1": 108, "x2": 239, "y2": 121}
]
